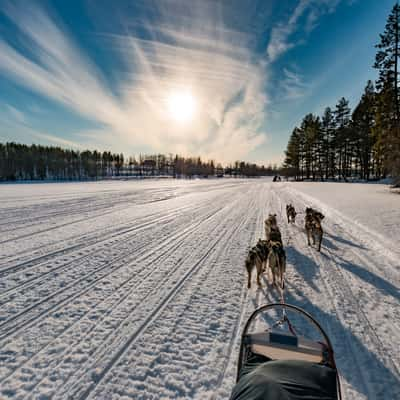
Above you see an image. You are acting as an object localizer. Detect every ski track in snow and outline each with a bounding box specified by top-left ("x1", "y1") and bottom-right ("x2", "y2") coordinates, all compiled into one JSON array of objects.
[{"x1": 0, "y1": 179, "x2": 399, "y2": 399}]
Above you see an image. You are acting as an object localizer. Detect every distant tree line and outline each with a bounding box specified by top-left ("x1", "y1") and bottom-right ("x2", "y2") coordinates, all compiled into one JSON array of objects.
[
  {"x1": 125, "y1": 154, "x2": 279, "y2": 178},
  {"x1": 0, "y1": 142, "x2": 278, "y2": 181},
  {"x1": 0, "y1": 142, "x2": 124, "y2": 181},
  {"x1": 283, "y1": 3, "x2": 400, "y2": 185}
]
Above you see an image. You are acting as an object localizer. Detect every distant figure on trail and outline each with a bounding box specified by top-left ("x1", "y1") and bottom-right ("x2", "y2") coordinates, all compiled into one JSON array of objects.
[{"x1": 273, "y1": 175, "x2": 281, "y2": 182}]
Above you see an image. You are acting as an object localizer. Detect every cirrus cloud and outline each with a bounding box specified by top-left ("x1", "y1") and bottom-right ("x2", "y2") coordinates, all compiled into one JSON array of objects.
[{"x1": 0, "y1": 1, "x2": 268, "y2": 162}]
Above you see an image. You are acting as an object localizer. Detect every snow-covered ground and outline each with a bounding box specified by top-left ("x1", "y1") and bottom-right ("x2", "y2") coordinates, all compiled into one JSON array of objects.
[
  {"x1": 285, "y1": 181, "x2": 400, "y2": 261},
  {"x1": 0, "y1": 179, "x2": 399, "y2": 399}
]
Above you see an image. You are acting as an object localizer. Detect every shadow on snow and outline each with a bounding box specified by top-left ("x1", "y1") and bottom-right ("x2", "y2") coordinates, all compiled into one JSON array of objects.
[{"x1": 285, "y1": 251, "x2": 399, "y2": 398}]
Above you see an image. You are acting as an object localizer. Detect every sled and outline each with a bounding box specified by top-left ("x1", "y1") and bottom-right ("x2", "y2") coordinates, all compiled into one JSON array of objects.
[{"x1": 232, "y1": 303, "x2": 342, "y2": 400}]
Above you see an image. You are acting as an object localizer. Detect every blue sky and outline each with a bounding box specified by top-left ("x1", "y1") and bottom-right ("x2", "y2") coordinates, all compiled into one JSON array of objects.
[{"x1": 0, "y1": 0, "x2": 395, "y2": 165}]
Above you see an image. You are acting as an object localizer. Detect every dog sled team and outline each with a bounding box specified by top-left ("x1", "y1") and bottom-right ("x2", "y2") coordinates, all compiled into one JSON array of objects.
[{"x1": 246, "y1": 204, "x2": 325, "y2": 289}]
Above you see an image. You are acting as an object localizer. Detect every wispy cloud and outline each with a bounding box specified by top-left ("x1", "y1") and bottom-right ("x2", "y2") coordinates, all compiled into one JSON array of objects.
[
  {"x1": 280, "y1": 67, "x2": 309, "y2": 100},
  {"x1": 0, "y1": 1, "x2": 268, "y2": 162},
  {"x1": 4, "y1": 104, "x2": 26, "y2": 124},
  {"x1": 267, "y1": 0, "x2": 342, "y2": 62},
  {"x1": 0, "y1": 103, "x2": 83, "y2": 148}
]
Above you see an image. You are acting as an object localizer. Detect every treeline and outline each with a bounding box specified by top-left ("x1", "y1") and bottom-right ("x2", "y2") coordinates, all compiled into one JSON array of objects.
[
  {"x1": 0, "y1": 142, "x2": 124, "y2": 181},
  {"x1": 126, "y1": 154, "x2": 279, "y2": 178},
  {"x1": 283, "y1": 3, "x2": 400, "y2": 184},
  {"x1": 0, "y1": 142, "x2": 278, "y2": 181},
  {"x1": 283, "y1": 87, "x2": 379, "y2": 181}
]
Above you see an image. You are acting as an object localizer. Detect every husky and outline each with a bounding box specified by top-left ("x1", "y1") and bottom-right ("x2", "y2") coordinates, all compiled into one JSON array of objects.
[
  {"x1": 305, "y1": 207, "x2": 325, "y2": 251},
  {"x1": 286, "y1": 204, "x2": 297, "y2": 224},
  {"x1": 264, "y1": 214, "x2": 282, "y2": 244},
  {"x1": 267, "y1": 240, "x2": 286, "y2": 289},
  {"x1": 245, "y1": 239, "x2": 270, "y2": 288}
]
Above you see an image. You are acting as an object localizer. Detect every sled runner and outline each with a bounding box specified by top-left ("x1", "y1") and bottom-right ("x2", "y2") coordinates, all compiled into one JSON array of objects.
[{"x1": 231, "y1": 303, "x2": 342, "y2": 400}]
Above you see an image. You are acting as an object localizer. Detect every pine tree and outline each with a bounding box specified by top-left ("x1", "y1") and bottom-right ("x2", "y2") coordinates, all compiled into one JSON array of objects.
[
  {"x1": 321, "y1": 107, "x2": 336, "y2": 179},
  {"x1": 352, "y1": 81, "x2": 376, "y2": 180},
  {"x1": 300, "y1": 113, "x2": 321, "y2": 180},
  {"x1": 375, "y1": 2, "x2": 400, "y2": 121},
  {"x1": 283, "y1": 127, "x2": 302, "y2": 179},
  {"x1": 373, "y1": 83, "x2": 396, "y2": 179},
  {"x1": 374, "y1": 3, "x2": 400, "y2": 183},
  {"x1": 334, "y1": 97, "x2": 351, "y2": 179}
]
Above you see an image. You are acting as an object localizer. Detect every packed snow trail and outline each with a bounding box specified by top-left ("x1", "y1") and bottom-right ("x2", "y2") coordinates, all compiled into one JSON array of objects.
[{"x1": 0, "y1": 179, "x2": 399, "y2": 399}]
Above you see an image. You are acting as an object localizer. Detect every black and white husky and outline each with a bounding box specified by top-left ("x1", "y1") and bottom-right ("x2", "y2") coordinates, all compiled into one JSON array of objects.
[
  {"x1": 305, "y1": 207, "x2": 324, "y2": 251},
  {"x1": 286, "y1": 204, "x2": 297, "y2": 224},
  {"x1": 245, "y1": 239, "x2": 269, "y2": 288},
  {"x1": 267, "y1": 240, "x2": 286, "y2": 289}
]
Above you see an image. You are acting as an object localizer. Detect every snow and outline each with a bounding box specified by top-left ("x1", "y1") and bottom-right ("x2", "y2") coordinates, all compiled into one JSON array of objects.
[
  {"x1": 0, "y1": 179, "x2": 399, "y2": 399},
  {"x1": 284, "y1": 181, "x2": 400, "y2": 260}
]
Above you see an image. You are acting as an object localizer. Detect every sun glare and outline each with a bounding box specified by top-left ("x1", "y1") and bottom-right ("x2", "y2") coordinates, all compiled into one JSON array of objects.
[{"x1": 166, "y1": 90, "x2": 196, "y2": 123}]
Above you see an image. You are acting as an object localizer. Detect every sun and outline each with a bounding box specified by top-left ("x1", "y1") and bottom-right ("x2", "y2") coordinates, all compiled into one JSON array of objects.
[{"x1": 166, "y1": 90, "x2": 196, "y2": 123}]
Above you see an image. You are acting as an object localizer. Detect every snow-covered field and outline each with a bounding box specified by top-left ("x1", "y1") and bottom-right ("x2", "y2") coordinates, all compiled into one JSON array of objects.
[{"x1": 0, "y1": 179, "x2": 399, "y2": 399}]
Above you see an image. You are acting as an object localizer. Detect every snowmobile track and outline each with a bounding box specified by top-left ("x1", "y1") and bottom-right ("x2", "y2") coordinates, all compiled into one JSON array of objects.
[
  {"x1": 0, "y1": 196, "x2": 230, "y2": 387},
  {"x1": 0, "y1": 199, "x2": 228, "y2": 341}
]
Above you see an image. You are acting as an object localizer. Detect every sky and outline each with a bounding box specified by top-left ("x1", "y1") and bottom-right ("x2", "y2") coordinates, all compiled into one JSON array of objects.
[{"x1": 0, "y1": 0, "x2": 395, "y2": 165}]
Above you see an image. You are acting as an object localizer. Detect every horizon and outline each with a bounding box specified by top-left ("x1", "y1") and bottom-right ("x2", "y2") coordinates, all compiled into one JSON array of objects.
[{"x1": 0, "y1": 0, "x2": 394, "y2": 165}]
